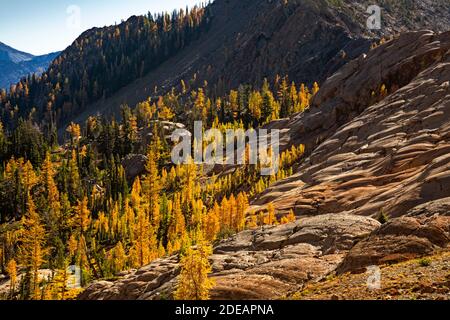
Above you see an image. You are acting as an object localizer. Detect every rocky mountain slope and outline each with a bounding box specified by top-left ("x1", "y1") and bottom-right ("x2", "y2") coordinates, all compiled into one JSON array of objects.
[
  {"x1": 79, "y1": 29, "x2": 450, "y2": 300},
  {"x1": 0, "y1": 42, "x2": 59, "y2": 90},
  {"x1": 70, "y1": 0, "x2": 450, "y2": 123},
  {"x1": 253, "y1": 30, "x2": 450, "y2": 219}
]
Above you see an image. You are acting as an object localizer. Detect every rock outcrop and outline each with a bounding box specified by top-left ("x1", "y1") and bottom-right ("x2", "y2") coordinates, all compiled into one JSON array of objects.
[
  {"x1": 337, "y1": 216, "x2": 450, "y2": 274},
  {"x1": 79, "y1": 214, "x2": 379, "y2": 300},
  {"x1": 121, "y1": 154, "x2": 148, "y2": 182}
]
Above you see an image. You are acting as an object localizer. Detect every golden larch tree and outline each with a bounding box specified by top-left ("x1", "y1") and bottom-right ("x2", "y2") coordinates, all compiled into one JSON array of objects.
[
  {"x1": 167, "y1": 194, "x2": 186, "y2": 253},
  {"x1": 174, "y1": 237, "x2": 215, "y2": 300},
  {"x1": 203, "y1": 202, "x2": 220, "y2": 242},
  {"x1": 41, "y1": 153, "x2": 61, "y2": 226},
  {"x1": 72, "y1": 197, "x2": 91, "y2": 281},
  {"x1": 312, "y1": 82, "x2": 320, "y2": 95}
]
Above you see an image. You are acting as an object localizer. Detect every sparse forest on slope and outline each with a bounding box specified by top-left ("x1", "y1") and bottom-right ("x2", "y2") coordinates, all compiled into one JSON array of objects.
[
  {"x1": 71, "y1": 0, "x2": 450, "y2": 124},
  {"x1": 0, "y1": 74, "x2": 316, "y2": 300}
]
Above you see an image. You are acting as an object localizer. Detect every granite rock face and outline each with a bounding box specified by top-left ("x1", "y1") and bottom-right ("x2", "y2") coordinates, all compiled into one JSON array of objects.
[
  {"x1": 253, "y1": 31, "x2": 450, "y2": 221},
  {"x1": 79, "y1": 214, "x2": 380, "y2": 300}
]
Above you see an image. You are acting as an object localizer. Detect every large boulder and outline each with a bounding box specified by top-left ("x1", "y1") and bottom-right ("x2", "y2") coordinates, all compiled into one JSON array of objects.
[{"x1": 337, "y1": 215, "x2": 450, "y2": 274}]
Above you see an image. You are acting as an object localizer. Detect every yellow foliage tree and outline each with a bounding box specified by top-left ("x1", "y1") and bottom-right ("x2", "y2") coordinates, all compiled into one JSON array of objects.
[
  {"x1": 174, "y1": 238, "x2": 215, "y2": 300},
  {"x1": 235, "y1": 192, "x2": 249, "y2": 232},
  {"x1": 167, "y1": 194, "x2": 186, "y2": 253},
  {"x1": 265, "y1": 203, "x2": 277, "y2": 226},
  {"x1": 280, "y1": 209, "x2": 296, "y2": 224},
  {"x1": 41, "y1": 153, "x2": 61, "y2": 232},
  {"x1": 72, "y1": 197, "x2": 91, "y2": 280},
  {"x1": 203, "y1": 202, "x2": 220, "y2": 242},
  {"x1": 143, "y1": 133, "x2": 161, "y2": 228},
  {"x1": 66, "y1": 122, "x2": 81, "y2": 146},
  {"x1": 68, "y1": 150, "x2": 81, "y2": 199},
  {"x1": 108, "y1": 241, "x2": 127, "y2": 274},
  {"x1": 22, "y1": 161, "x2": 38, "y2": 197},
  {"x1": 312, "y1": 82, "x2": 320, "y2": 95},
  {"x1": 19, "y1": 197, "x2": 47, "y2": 299},
  {"x1": 131, "y1": 208, "x2": 158, "y2": 267},
  {"x1": 249, "y1": 91, "x2": 263, "y2": 122},
  {"x1": 47, "y1": 268, "x2": 69, "y2": 300}
]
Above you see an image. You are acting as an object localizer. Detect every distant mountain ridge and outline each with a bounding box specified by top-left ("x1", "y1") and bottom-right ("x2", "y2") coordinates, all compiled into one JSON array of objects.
[{"x1": 0, "y1": 41, "x2": 60, "y2": 90}]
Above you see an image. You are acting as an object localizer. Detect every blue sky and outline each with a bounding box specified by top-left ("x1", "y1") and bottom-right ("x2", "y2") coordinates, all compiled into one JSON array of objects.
[{"x1": 0, "y1": 0, "x2": 203, "y2": 55}]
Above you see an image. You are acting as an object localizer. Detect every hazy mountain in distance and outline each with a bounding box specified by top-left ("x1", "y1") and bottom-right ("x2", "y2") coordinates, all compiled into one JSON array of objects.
[{"x1": 0, "y1": 41, "x2": 60, "y2": 90}]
